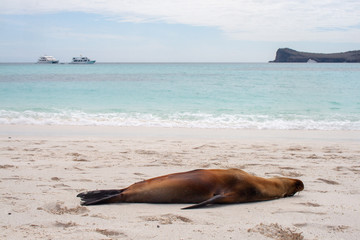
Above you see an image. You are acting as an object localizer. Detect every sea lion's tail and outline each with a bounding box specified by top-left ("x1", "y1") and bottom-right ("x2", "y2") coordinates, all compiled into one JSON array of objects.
[{"x1": 77, "y1": 189, "x2": 125, "y2": 206}]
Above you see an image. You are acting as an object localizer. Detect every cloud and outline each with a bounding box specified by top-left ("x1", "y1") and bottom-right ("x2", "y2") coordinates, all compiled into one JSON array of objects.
[
  {"x1": 1, "y1": 0, "x2": 360, "y2": 42},
  {"x1": 47, "y1": 27, "x2": 128, "y2": 41}
]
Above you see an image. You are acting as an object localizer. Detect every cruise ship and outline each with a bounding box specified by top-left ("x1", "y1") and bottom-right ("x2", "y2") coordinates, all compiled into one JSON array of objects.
[
  {"x1": 70, "y1": 56, "x2": 96, "y2": 64},
  {"x1": 37, "y1": 55, "x2": 59, "y2": 64}
]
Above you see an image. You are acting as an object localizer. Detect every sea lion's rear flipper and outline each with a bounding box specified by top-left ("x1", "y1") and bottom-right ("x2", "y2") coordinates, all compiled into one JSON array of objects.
[
  {"x1": 77, "y1": 189, "x2": 125, "y2": 206},
  {"x1": 182, "y1": 194, "x2": 224, "y2": 210}
]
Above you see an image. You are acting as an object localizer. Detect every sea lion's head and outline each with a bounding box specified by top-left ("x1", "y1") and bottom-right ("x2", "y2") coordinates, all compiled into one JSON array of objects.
[{"x1": 283, "y1": 178, "x2": 304, "y2": 197}]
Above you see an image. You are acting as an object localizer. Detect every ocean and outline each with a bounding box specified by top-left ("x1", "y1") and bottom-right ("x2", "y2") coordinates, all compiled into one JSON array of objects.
[{"x1": 0, "y1": 63, "x2": 359, "y2": 130}]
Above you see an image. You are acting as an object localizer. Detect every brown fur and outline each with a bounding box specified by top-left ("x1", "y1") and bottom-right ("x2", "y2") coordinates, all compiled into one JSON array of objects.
[{"x1": 77, "y1": 169, "x2": 304, "y2": 209}]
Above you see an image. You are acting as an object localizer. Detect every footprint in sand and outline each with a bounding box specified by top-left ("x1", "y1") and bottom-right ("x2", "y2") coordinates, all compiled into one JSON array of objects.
[
  {"x1": 297, "y1": 202, "x2": 321, "y2": 207},
  {"x1": 140, "y1": 214, "x2": 193, "y2": 225},
  {"x1": 317, "y1": 178, "x2": 340, "y2": 185},
  {"x1": 95, "y1": 228, "x2": 127, "y2": 238},
  {"x1": 248, "y1": 223, "x2": 304, "y2": 240},
  {"x1": 54, "y1": 221, "x2": 78, "y2": 228},
  {"x1": 0, "y1": 165, "x2": 15, "y2": 169},
  {"x1": 39, "y1": 201, "x2": 89, "y2": 215}
]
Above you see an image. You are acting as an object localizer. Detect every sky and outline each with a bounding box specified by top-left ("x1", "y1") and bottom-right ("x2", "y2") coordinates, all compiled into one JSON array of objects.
[{"x1": 0, "y1": 0, "x2": 360, "y2": 62}]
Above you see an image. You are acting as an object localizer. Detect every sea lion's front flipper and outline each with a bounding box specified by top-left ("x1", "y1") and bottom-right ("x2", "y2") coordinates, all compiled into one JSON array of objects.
[{"x1": 181, "y1": 194, "x2": 224, "y2": 210}]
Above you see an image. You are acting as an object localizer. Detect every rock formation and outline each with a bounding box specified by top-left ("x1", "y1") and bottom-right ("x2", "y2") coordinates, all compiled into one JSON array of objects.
[{"x1": 270, "y1": 48, "x2": 360, "y2": 63}]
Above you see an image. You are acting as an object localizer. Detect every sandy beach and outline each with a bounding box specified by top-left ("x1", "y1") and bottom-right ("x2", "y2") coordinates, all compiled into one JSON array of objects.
[{"x1": 0, "y1": 125, "x2": 359, "y2": 239}]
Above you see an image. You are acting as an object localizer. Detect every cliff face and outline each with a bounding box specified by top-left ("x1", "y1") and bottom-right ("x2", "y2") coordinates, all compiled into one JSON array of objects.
[{"x1": 271, "y1": 48, "x2": 360, "y2": 63}]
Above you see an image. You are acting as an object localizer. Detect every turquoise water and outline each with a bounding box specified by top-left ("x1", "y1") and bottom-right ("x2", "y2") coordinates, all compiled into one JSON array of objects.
[{"x1": 0, "y1": 63, "x2": 359, "y2": 130}]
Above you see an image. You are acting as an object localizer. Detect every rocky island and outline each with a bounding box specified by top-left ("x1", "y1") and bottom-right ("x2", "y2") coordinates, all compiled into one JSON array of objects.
[{"x1": 270, "y1": 48, "x2": 360, "y2": 63}]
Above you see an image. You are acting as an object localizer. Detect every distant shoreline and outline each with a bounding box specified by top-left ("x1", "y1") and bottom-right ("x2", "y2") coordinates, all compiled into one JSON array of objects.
[
  {"x1": 0, "y1": 62, "x2": 270, "y2": 64},
  {"x1": 271, "y1": 48, "x2": 360, "y2": 63},
  {"x1": 2, "y1": 61, "x2": 360, "y2": 65}
]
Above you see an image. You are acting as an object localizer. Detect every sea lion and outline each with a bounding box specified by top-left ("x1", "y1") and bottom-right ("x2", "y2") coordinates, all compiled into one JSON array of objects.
[{"x1": 77, "y1": 169, "x2": 304, "y2": 209}]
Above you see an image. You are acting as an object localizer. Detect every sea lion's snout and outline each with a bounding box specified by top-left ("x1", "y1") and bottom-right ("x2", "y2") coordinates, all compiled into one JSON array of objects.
[
  {"x1": 295, "y1": 180, "x2": 304, "y2": 192},
  {"x1": 284, "y1": 179, "x2": 304, "y2": 197}
]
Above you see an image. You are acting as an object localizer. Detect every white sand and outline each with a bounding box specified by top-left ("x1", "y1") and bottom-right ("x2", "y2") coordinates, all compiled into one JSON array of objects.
[{"x1": 0, "y1": 125, "x2": 359, "y2": 239}]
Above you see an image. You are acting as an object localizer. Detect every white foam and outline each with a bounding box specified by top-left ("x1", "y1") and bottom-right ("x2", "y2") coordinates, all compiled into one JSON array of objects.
[{"x1": 0, "y1": 110, "x2": 359, "y2": 130}]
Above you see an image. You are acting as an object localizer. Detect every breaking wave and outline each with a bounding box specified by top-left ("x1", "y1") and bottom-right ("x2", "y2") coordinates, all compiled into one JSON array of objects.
[{"x1": 1, "y1": 110, "x2": 359, "y2": 130}]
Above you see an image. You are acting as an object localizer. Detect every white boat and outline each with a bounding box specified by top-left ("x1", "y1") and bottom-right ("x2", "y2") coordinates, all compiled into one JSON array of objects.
[
  {"x1": 37, "y1": 55, "x2": 59, "y2": 64},
  {"x1": 307, "y1": 58, "x2": 318, "y2": 63},
  {"x1": 70, "y1": 56, "x2": 96, "y2": 64}
]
